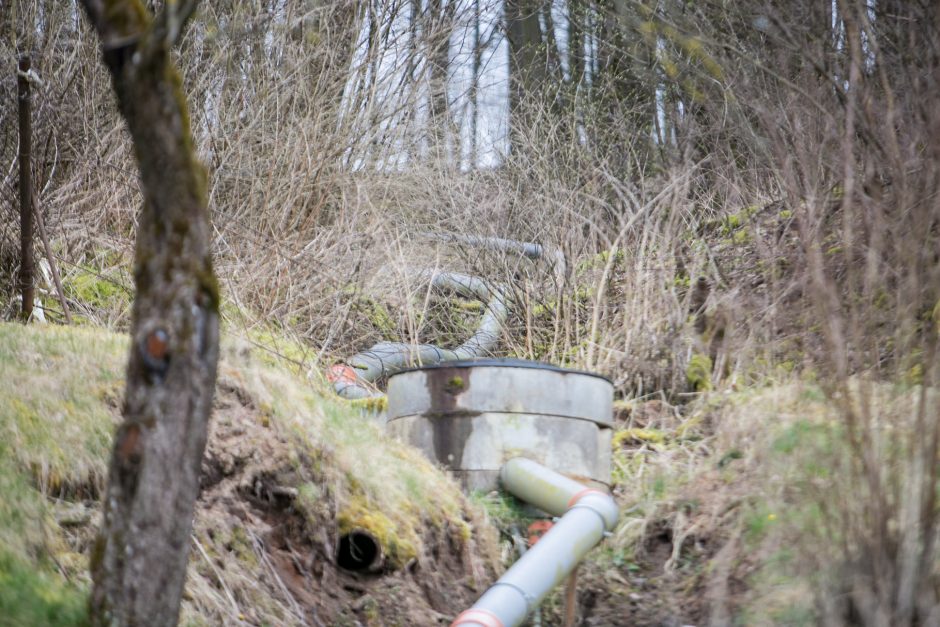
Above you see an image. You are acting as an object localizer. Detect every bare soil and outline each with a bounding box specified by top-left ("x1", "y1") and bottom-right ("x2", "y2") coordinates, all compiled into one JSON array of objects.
[{"x1": 56, "y1": 370, "x2": 499, "y2": 626}]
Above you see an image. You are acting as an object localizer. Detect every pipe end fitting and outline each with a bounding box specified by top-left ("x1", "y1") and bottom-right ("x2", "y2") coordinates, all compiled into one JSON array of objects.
[{"x1": 451, "y1": 608, "x2": 505, "y2": 627}]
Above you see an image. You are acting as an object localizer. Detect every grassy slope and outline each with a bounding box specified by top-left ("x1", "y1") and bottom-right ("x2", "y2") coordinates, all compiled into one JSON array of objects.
[
  {"x1": 0, "y1": 322, "x2": 492, "y2": 626},
  {"x1": 569, "y1": 379, "x2": 936, "y2": 626},
  {"x1": 3, "y1": 321, "x2": 932, "y2": 625},
  {"x1": 0, "y1": 324, "x2": 123, "y2": 626}
]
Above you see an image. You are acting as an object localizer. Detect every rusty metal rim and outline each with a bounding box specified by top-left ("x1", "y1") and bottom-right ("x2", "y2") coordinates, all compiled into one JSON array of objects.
[
  {"x1": 387, "y1": 358, "x2": 612, "y2": 383},
  {"x1": 385, "y1": 411, "x2": 613, "y2": 427}
]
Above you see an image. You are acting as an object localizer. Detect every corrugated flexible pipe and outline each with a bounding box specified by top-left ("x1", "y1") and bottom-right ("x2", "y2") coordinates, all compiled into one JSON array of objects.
[
  {"x1": 328, "y1": 271, "x2": 507, "y2": 399},
  {"x1": 451, "y1": 458, "x2": 619, "y2": 627},
  {"x1": 420, "y1": 233, "x2": 567, "y2": 283},
  {"x1": 329, "y1": 234, "x2": 565, "y2": 399}
]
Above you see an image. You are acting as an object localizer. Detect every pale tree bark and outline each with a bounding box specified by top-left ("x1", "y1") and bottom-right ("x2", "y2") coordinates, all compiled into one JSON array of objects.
[
  {"x1": 470, "y1": 0, "x2": 481, "y2": 166},
  {"x1": 79, "y1": 1, "x2": 220, "y2": 625}
]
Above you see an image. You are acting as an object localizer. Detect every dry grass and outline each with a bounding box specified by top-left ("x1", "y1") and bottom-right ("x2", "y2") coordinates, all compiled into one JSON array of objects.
[
  {"x1": 0, "y1": 321, "x2": 497, "y2": 626},
  {"x1": 566, "y1": 379, "x2": 936, "y2": 625},
  {"x1": 1, "y1": 1, "x2": 715, "y2": 400},
  {"x1": 2, "y1": 1, "x2": 939, "y2": 624}
]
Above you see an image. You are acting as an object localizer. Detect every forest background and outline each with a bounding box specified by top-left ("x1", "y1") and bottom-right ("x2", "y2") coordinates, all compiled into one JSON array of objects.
[{"x1": 1, "y1": 1, "x2": 938, "y2": 624}]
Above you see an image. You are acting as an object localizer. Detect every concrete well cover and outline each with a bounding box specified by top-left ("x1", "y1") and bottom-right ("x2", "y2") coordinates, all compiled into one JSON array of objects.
[{"x1": 386, "y1": 359, "x2": 613, "y2": 490}]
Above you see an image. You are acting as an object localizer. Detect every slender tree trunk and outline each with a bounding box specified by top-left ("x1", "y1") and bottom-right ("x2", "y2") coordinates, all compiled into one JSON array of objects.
[
  {"x1": 427, "y1": 0, "x2": 455, "y2": 162},
  {"x1": 505, "y1": 0, "x2": 545, "y2": 158},
  {"x1": 471, "y1": 0, "x2": 480, "y2": 167},
  {"x1": 596, "y1": 0, "x2": 655, "y2": 173},
  {"x1": 18, "y1": 54, "x2": 34, "y2": 321},
  {"x1": 79, "y1": 2, "x2": 220, "y2": 625},
  {"x1": 568, "y1": 1, "x2": 585, "y2": 91}
]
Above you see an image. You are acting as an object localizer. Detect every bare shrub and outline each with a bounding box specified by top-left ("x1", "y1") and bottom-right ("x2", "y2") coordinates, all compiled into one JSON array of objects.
[{"x1": 2, "y1": 1, "x2": 938, "y2": 620}]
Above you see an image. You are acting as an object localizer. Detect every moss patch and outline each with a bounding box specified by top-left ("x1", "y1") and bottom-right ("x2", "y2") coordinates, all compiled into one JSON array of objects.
[
  {"x1": 337, "y1": 500, "x2": 418, "y2": 567},
  {"x1": 343, "y1": 395, "x2": 388, "y2": 414},
  {"x1": 0, "y1": 323, "x2": 126, "y2": 495},
  {"x1": 63, "y1": 262, "x2": 133, "y2": 327},
  {"x1": 686, "y1": 353, "x2": 713, "y2": 391},
  {"x1": 68, "y1": 271, "x2": 128, "y2": 310},
  {"x1": 614, "y1": 428, "x2": 666, "y2": 447},
  {"x1": 0, "y1": 322, "x2": 491, "y2": 625}
]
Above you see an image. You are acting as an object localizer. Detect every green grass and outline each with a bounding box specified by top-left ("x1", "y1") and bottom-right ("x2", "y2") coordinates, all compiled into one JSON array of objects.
[
  {"x1": 0, "y1": 442, "x2": 90, "y2": 625},
  {"x1": 0, "y1": 551, "x2": 89, "y2": 627},
  {"x1": 243, "y1": 359, "x2": 471, "y2": 566},
  {"x1": 0, "y1": 323, "x2": 127, "y2": 624},
  {"x1": 468, "y1": 490, "x2": 531, "y2": 532},
  {"x1": 0, "y1": 320, "x2": 479, "y2": 625},
  {"x1": 0, "y1": 323, "x2": 126, "y2": 496}
]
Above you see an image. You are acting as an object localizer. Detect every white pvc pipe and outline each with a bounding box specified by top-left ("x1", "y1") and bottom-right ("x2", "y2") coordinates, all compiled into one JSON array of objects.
[{"x1": 451, "y1": 458, "x2": 618, "y2": 627}]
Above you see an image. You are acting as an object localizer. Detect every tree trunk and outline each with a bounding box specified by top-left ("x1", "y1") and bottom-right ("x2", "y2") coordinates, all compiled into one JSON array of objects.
[
  {"x1": 80, "y1": 2, "x2": 220, "y2": 625},
  {"x1": 17, "y1": 53, "x2": 34, "y2": 322},
  {"x1": 470, "y1": 0, "x2": 480, "y2": 167},
  {"x1": 596, "y1": 0, "x2": 656, "y2": 173},
  {"x1": 505, "y1": 0, "x2": 546, "y2": 159},
  {"x1": 427, "y1": 0, "x2": 455, "y2": 160}
]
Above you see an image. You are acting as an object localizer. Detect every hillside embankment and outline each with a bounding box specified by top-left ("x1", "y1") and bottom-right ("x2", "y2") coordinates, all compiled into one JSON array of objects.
[
  {"x1": 0, "y1": 322, "x2": 500, "y2": 626},
  {"x1": 5, "y1": 321, "x2": 930, "y2": 625}
]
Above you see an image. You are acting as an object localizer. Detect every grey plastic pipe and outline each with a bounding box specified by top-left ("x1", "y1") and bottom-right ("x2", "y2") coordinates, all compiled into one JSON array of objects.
[
  {"x1": 329, "y1": 271, "x2": 507, "y2": 399},
  {"x1": 422, "y1": 233, "x2": 567, "y2": 281},
  {"x1": 451, "y1": 458, "x2": 619, "y2": 627},
  {"x1": 330, "y1": 235, "x2": 565, "y2": 399}
]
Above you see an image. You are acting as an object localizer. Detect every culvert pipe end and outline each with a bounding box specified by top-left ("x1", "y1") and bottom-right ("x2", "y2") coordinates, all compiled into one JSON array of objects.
[{"x1": 336, "y1": 530, "x2": 383, "y2": 572}]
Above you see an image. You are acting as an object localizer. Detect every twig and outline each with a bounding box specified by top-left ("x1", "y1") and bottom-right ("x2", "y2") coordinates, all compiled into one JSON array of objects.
[
  {"x1": 563, "y1": 565, "x2": 579, "y2": 627},
  {"x1": 247, "y1": 528, "x2": 307, "y2": 624},
  {"x1": 33, "y1": 200, "x2": 71, "y2": 323},
  {"x1": 192, "y1": 533, "x2": 243, "y2": 619}
]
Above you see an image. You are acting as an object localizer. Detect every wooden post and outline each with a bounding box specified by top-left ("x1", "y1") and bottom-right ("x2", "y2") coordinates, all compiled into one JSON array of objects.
[
  {"x1": 18, "y1": 53, "x2": 34, "y2": 321},
  {"x1": 34, "y1": 202, "x2": 72, "y2": 323},
  {"x1": 563, "y1": 565, "x2": 579, "y2": 627}
]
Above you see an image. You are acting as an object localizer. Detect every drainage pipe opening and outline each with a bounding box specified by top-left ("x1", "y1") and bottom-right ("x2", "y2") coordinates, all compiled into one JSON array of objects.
[{"x1": 336, "y1": 530, "x2": 382, "y2": 572}]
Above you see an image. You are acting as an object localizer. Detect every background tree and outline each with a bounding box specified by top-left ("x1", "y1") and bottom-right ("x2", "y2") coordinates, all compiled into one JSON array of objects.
[
  {"x1": 78, "y1": 1, "x2": 220, "y2": 624},
  {"x1": 2, "y1": 2, "x2": 937, "y2": 620}
]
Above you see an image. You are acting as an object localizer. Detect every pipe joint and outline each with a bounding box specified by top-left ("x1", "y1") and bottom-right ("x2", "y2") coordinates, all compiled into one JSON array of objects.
[
  {"x1": 489, "y1": 581, "x2": 532, "y2": 615},
  {"x1": 568, "y1": 492, "x2": 619, "y2": 532},
  {"x1": 566, "y1": 487, "x2": 607, "y2": 508},
  {"x1": 458, "y1": 458, "x2": 619, "y2": 626}
]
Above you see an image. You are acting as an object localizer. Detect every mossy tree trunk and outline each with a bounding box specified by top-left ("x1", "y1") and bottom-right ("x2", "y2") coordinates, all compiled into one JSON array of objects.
[{"x1": 80, "y1": 2, "x2": 219, "y2": 625}]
